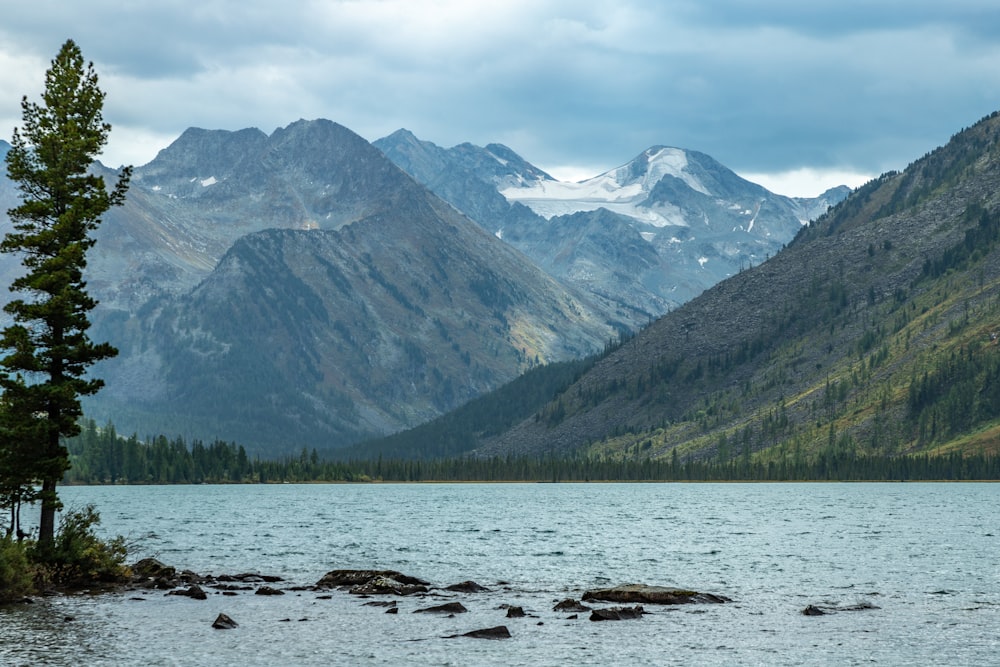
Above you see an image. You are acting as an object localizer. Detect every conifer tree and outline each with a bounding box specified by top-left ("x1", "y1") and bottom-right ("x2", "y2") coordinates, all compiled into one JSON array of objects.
[{"x1": 1, "y1": 39, "x2": 130, "y2": 546}]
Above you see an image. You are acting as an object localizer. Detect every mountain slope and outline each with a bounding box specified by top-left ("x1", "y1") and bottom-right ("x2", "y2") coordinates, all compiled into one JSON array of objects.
[
  {"x1": 456, "y1": 111, "x2": 1000, "y2": 462},
  {"x1": 29, "y1": 120, "x2": 620, "y2": 453},
  {"x1": 375, "y1": 132, "x2": 848, "y2": 321}
]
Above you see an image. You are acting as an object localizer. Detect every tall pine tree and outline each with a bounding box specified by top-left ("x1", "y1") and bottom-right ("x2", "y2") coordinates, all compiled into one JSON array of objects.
[{"x1": 1, "y1": 39, "x2": 130, "y2": 546}]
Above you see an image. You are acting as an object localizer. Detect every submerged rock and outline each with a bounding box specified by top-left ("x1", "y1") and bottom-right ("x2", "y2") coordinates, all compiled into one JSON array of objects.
[
  {"x1": 802, "y1": 601, "x2": 879, "y2": 616},
  {"x1": 444, "y1": 626, "x2": 511, "y2": 640},
  {"x1": 583, "y1": 584, "x2": 730, "y2": 605},
  {"x1": 414, "y1": 602, "x2": 468, "y2": 615},
  {"x1": 218, "y1": 573, "x2": 283, "y2": 584},
  {"x1": 445, "y1": 580, "x2": 489, "y2": 593},
  {"x1": 255, "y1": 586, "x2": 285, "y2": 596},
  {"x1": 590, "y1": 605, "x2": 645, "y2": 621}
]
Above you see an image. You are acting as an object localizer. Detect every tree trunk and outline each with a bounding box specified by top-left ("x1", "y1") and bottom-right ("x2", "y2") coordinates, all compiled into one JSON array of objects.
[{"x1": 38, "y1": 478, "x2": 57, "y2": 546}]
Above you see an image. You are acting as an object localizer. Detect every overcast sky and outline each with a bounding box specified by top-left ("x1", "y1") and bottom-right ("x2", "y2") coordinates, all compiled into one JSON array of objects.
[{"x1": 2, "y1": 1, "x2": 999, "y2": 197}]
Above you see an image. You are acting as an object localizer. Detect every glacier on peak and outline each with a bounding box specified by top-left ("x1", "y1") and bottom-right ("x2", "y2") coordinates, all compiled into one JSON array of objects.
[{"x1": 500, "y1": 146, "x2": 710, "y2": 227}]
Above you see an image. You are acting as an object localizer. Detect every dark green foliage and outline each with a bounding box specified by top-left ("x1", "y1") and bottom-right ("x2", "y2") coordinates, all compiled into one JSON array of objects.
[
  {"x1": 65, "y1": 421, "x2": 257, "y2": 484},
  {"x1": 32, "y1": 504, "x2": 128, "y2": 589},
  {"x1": 0, "y1": 40, "x2": 130, "y2": 544},
  {"x1": 907, "y1": 343, "x2": 1000, "y2": 443},
  {"x1": 64, "y1": 424, "x2": 1000, "y2": 482},
  {"x1": 0, "y1": 535, "x2": 33, "y2": 602},
  {"x1": 918, "y1": 204, "x2": 1000, "y2": 281},
  {"x1": 0, "y1": 504, "x2": 128, "y2": 598}
]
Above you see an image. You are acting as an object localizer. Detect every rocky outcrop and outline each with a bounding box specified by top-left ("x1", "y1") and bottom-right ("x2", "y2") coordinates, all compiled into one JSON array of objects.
[{"x1": 582, "y1": 584, "x2": 731, "y2": 605}]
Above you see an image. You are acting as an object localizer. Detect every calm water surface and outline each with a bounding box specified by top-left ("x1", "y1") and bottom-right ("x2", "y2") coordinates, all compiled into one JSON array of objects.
[{"x1": 1, "y1": 483, "x2": 997, "y2": 666}]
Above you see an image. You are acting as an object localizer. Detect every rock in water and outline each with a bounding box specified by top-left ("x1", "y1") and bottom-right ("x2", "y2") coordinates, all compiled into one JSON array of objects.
[
  {"x1": 349, "y1": 576, "x2": 429, "y2": 597},
  {"x1": 212, "y1": 613, "x2": 238, "y2": 630},
  {"x1": 414, "y1": 602, "x2": 468, "y2": 615},
  {"x1": 444, "y1": 580, "x2": 489, "y2": 593},
  {"x1": 316, "y1": 569, "x2": 429, "y2": 588},
  {"x1": 444, "y1": 626, "x2": 512, "y2": 640},
  {"x1": 167, "y1": 585, "x2": 207, "y2": 601},
  {"x1": 583, "y1": 584, "x2": 730, "y2": 605},
  {"x1": 590, "y1": 606, "x2": 645, "y2": 621},
  {"x1": 553, "y1": 598, "x2": 591, "y2": 612}
]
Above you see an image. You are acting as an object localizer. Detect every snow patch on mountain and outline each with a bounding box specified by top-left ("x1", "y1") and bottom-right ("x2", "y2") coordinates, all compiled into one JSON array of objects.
[{"x1": 501, "y1": 147, "x2": 707, "y2": 227}]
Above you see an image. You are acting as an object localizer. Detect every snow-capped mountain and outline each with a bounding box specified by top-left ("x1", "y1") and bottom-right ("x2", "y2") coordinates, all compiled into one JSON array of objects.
[
  {"x1": 501, "y1": 145, "x2": 841, "y2": 229},
  {"x1": 501, "y1": 147, "x2": 712, "y2": 226},
  {"x1": 375, "y1": 134, "x2": 850, "y2": 321}
]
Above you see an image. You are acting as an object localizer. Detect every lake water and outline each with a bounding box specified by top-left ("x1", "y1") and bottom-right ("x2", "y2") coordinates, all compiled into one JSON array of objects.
[{"x1": 1, "y1": 482, "x2": 997, "y2": 666}]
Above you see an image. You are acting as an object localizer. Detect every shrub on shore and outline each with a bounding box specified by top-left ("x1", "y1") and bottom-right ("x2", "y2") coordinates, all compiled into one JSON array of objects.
[
  {"x1": 1, "y1": 504, "x2": 129, "y2": 601},
  {"x1": 0, "y1": 535, "x2": 34, "y2": 602}
]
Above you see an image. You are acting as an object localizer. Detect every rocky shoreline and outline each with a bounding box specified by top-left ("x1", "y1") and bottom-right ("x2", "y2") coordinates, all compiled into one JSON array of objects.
[
  {"x1": 11, "y1": 558, "x2": 878, "y2": 640},
  {"x1": 119, "y1": 559, "x2": 735, "y2": 639}
]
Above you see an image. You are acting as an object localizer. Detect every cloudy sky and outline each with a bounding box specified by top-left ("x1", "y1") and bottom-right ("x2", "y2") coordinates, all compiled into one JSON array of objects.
[{"x1": 1, "y1": 1, "x2": 998, "y2": 196}]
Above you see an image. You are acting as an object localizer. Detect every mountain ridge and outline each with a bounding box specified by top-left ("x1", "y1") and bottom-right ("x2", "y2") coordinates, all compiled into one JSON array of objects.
[{"x1": 375, "y1": 132, "x2": 849, "y2": 322}]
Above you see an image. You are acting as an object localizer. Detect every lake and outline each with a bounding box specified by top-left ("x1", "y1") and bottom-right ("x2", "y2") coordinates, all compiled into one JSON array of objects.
[{"x1": 1, "y1": 482, "x2": 997, "y2": 665}]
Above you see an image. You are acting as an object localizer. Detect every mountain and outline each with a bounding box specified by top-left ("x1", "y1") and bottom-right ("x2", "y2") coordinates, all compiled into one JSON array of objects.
[
  {"x1": 375, "y1": 132, "x2": 849, "y2": 321},
  {"x1": 365, "y1": 111, "x2": 1000, "y2": 463},
  {"x1": 2, "y1": 120, "x2": 618, "y2": 453}
]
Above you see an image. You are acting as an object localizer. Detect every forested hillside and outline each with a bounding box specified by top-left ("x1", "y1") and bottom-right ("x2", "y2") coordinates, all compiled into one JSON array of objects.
[{"x1": 352, "y1": 111, "x2": 1000, "y2": 465}]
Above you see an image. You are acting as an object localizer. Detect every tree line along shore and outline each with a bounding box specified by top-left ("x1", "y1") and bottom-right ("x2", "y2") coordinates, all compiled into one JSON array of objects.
[{"x1": 62, "y1": 420, "x2": 1000, "y2": 485}]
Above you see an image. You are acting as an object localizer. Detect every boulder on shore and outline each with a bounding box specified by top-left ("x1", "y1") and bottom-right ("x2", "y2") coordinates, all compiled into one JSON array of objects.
[
  {"x1": 132, "y1": 558, "x2": 176, "y2": 581},
  {"x1": 582, "y1": 584, "x2": 730, "y2": 605}
]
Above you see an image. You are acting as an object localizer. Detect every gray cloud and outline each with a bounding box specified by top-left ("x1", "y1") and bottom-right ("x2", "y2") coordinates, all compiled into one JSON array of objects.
[{"x1": 1, "y1": 1, "x2": 998, "y2": 194}]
